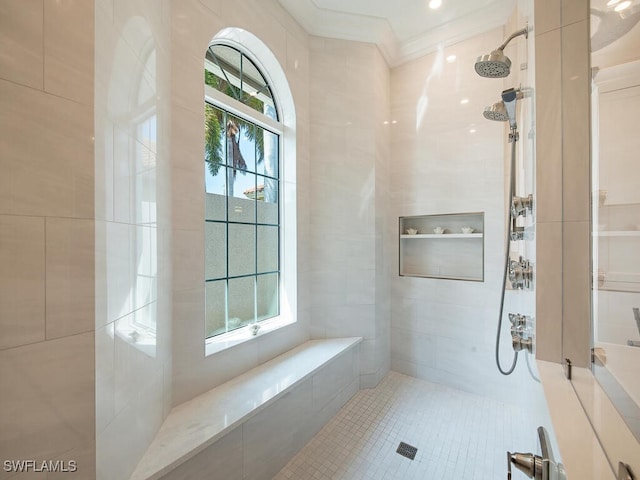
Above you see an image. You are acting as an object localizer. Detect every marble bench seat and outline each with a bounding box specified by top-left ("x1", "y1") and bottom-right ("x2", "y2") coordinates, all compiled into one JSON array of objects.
[{"x1": 130, "y1": 337, "x2": 362, "y2": 480}]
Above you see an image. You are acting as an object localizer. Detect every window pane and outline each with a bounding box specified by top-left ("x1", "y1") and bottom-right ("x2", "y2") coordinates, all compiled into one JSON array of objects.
[
  {"x1": 258, "y1": 130, "x2": 278, "y2": 178},
  {"x1": 263, "y1": 103, "x2": 277, "y2": 121},
  {"x1": 135, "y1": 168, "x2": 156, "y2": 225},
  {"x1": 206, "y1": 45, "x2": 242, "y2": 101},
  {"x1": 257, "y1": 273, "x2": 278, "y2": 322},
  {"x1": 205, "y1": 191, "x2": 226, "y2": 222},
  {"x1": 257, "y1": 225, "x2": 278, "y2": 273},
  {"x1": 228, "y1": 170, "x2": 256, "y2": 223},
  {"x1": 205, "y1": 280, "x2": 226, "y2": 337},
  {"x1": 227, "y1": 115, "x2": 256, "y2": 173},
  {"x1": 257, "y1": 177, "x2": 278, "y2": 224},
  {"x1": 135, "y1": 226, "x2": 156, "y2": 310},
  {"x1": 205, "y1": 45, "x2": 277, "y2": 119},
  {"x1": 228, "y1": 224, "x2": 255, "y2": 278},
  {"x1": 132, "y1": 301, "x2": 157, "y2": 332},
  {"x1": 136, "y1": 114, "x2": 157, "y2": 159},
  {"x1": 205, "y1": 104, "x2": 226, "y2": 169},
  {"x1": 228, "y1": 276, "x2": 255, "y2": 329},
  {"x1": 240, "y1": 54, "x2": 269, "y2": 103},
  {"x1": 205, "y1": 222, "x2": 226, "y2": 280}
]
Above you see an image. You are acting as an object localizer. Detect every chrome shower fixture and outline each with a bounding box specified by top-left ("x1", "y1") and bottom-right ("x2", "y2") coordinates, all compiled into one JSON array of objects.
[
  {"x1": 509, "y1": 256, "x2": 533, "y2": 290},
  {"x1": 511, "y1": 194, "x2": 534, "y2": 218},
  {"x1": 510, "y1": 226, "x2": 525, "y2": 241},
  {"x1": 483, "y1": 87, "x2": 529, "y2": 125},
  {"x1": 483, "y1": 101, "x2": 509, "y2": 122},
  {"x1": 512, "y1": 335, "x2": 533, "y2": 354},
  {"x1": 507, "y1": 427, "x2": 566, "y2": 480},
  {"x1": 510, "y1": 314, "x2": 534, "y2": 353},
  {"x1": 502, "y1": 87, "x2": 519, "y2": 131},
  {"x1": 508, "y1": 313, "x2": 531, "y2": 335},
  {"x1": 475, "y1": 24, "x2": 528, "y2": 78}
]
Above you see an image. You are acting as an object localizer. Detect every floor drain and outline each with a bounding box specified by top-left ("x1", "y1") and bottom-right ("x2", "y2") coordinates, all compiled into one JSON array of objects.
[{"x1": 396, "y1": 441, "x2": 418, "y2": 460}]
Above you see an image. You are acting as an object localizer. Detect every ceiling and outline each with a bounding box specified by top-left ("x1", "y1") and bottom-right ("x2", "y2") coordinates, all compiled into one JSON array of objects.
[{"x1": 277, "y1": 0, "x2": 516, "y2": 66}]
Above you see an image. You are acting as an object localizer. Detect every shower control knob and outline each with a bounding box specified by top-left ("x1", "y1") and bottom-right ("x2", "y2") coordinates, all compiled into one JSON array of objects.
[
  {"x1": 512, "y1": 334, "x2": 534, "y2": 353},
  {"x1": 511, "y1": 194, "x2": 534, "y2": 218},
  {"x1": 508, "y1": 313, "x2": 531, "y2": 335},
  {"x1": 509, "y1": 257, "x2": 532, "y2": 290},
  {"x1": 510, "y1": 226, "x2": 525, "y2": 241}
]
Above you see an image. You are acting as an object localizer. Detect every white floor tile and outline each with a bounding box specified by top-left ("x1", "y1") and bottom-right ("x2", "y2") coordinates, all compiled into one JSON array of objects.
[{"x1": 274, "y1": 371, "x2": 540, "y2": 480}]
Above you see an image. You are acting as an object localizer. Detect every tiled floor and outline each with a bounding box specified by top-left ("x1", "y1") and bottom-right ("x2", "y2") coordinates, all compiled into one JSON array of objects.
[{"x1": 274, "y1": 371, "x2": 538, "y2": 480}]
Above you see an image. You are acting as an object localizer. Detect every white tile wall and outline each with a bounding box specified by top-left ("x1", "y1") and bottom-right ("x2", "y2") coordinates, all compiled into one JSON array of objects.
[
  {"x1": 160, "y1": 427, "x2": 243, "y2": 480},
  {"x1": 0, "y1": 78, "x2": 93, "y2": 218},
  {"x1": 309, "y1": 37, "x2": 391, "y2": 386},
  {"x1": 0, "y1": 333, "x2": 95, "y2": 472},
  {"x1": 0, "y1": 1, "x2": 96, "y2": 476},
  {"x1": 44, "y1": 0, "x2": 94, "y2": 104},
  {"x1": 243, "y1": 379, "x2": 315, "y2": 480},
  {"x1": 0, "y1": 0, "x2": 44, "y2": 89},
  {"x1": 45, "y1": 217, "x2": 95, "y2": 339},
  {"x1": 94, "y1": 0, "x2": 172, "y2": 477},
  {"x1": 389, "y1": 26, "x2": 537, "y2": 405},
  {"x1": 0, "y1": 215, "x2": 45, "y2": 350}
]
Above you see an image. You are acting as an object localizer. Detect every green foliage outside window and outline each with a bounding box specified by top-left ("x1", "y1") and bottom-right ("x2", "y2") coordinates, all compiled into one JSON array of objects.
[{"x1": 204, "y1": 70, "x2": 266, "y2": 180}]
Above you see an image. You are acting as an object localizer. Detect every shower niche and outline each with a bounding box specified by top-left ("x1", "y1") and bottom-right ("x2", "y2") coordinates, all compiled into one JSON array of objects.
[{"x1": 399, "y1": 212, "x2": 484, "y2": 281}]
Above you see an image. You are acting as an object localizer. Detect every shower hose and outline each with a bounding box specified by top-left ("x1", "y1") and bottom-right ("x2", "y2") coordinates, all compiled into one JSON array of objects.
[{"x1": 496, "y1": 128, "x2": 519, "y2": 376}]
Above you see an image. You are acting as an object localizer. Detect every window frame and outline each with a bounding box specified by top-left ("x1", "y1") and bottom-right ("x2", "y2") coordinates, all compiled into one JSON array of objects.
[{"x1": 204, "y1": 42, "x2": 295, "y2": 355}]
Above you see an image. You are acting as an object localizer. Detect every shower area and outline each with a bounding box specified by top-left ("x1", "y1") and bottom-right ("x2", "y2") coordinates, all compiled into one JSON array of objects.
[
  {"x1": 5, "y1": 0, "x2": 628, "y2": 478},
  {"x1": 278, "y1": 2, "x2": 557, "y2": 478},
  {"x1": 90, "y1": 0, "x2": 567, "y2": 478}
]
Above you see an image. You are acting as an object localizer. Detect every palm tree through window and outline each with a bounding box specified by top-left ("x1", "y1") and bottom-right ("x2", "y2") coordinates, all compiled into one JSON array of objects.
[{"x1": 204, "y1": 44, "x2": 280, "y2": 338}]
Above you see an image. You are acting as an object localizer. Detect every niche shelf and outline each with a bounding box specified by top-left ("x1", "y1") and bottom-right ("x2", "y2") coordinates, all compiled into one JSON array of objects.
[{"x1": 399, "y1": 212, "x2": 484, "y2": 281}]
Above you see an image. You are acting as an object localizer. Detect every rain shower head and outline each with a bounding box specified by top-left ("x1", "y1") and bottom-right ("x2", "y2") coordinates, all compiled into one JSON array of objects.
[
  {"x1": 475, "y1": 50, "x2": 512, "y2": 78},
  {"x1": 474, "y1": 25, "x2": 528, "y2": 78},
  {"x1": 483, "y1": 101, "x2": 509, "y2": 122}
]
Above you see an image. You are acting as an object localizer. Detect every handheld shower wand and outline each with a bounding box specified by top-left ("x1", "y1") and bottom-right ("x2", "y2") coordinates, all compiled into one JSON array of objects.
[{"x1": 502, "y1": 87, "x2": 519, "y2": 131}]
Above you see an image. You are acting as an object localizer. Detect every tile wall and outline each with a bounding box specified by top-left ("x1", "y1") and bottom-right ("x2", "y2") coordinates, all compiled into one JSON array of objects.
[
  {"x1": 308, "y1": 37, "x2": 392, "y2": 388},
  {"x1": 94, "y1": 0, "x2": 172, "y2": 479},
  {"x1": 0, "y1": 0, "x2": 96, "y2": 478},
  {"x1": 388, "y1": 26, "x2": 540, "y2": 405},
  {"x1": 534, "y1": 0, "x2": 591, "y2": 366}
]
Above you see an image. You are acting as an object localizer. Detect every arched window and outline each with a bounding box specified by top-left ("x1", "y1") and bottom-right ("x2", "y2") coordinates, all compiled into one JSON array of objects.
[{"x1": 204, "y1": 42, "x2": 285, "y2": 341}]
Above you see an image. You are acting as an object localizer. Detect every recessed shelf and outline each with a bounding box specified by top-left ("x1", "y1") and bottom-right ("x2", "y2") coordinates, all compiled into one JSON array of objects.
[
  {"x1": 400, "y1": 233, "x2": 483, "y2": 239},
  {"x1": 399, "y1": 212, "x2": 484, "y2": 281}
]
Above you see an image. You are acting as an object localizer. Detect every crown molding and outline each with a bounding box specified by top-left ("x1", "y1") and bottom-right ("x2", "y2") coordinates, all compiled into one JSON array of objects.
[
  {"x1": 278, "y1": 0, "x2": 512, "y2": 67},
  {"x1": 277, "y1": 0, "x2": 399, "y2": 64}
]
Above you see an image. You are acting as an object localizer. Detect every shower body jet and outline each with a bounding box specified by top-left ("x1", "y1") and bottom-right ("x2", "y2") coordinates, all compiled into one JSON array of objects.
[{"x1": 475, "y1": 24, "x2": 528, "y2": 78}]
